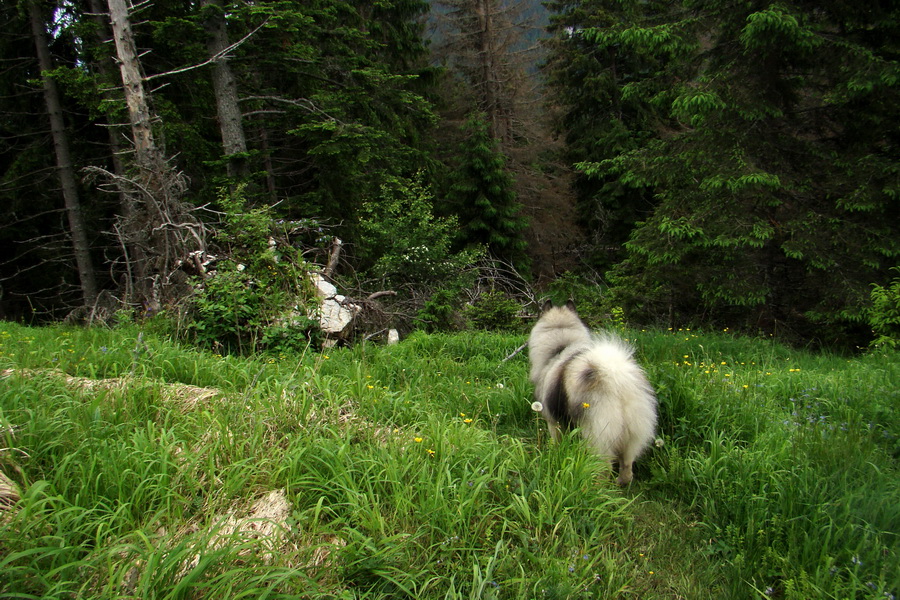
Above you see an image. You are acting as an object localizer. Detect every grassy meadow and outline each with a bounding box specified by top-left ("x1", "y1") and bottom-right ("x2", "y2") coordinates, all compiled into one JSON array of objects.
[{"x1": 0, "y1": 322, "x2": 898, "y2": 599}]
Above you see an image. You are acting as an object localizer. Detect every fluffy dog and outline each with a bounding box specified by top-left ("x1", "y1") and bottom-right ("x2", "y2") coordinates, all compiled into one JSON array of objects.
[{"x1": 528, "y1": 300, "x2": 657, "y2": 485}]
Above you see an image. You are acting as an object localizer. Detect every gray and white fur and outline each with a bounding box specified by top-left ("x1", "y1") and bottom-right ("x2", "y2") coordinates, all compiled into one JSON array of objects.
[{"x1": 528, "y1": 300, "x2": 657, "y2": 485}]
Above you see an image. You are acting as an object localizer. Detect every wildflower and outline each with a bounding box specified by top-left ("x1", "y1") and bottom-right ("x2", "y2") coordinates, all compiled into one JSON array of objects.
[
  {"x1": 582, "y1": 402, "x2": 591, "y2": 409},
  {"x1": 464, "y1": 418, "x2": 473, "y2": 424},
  {"x1": 495, "y1": 383, "x2": 504, "y2": 389},
  {"x1": 414, "y1": 437, "x2": 423, "y2": 443},
  {"x1": 460, "y1": 412, "x2": 466, "y2": 417},
  {"x1": 367, "y1": 385, "x2": 374, "y2": 389},
  {"x1": 531, "y1": 402, "x2": 543, "y2": 412},
  {"x1": 426, "y1": 448, "x2": 435, "y2": 456}
]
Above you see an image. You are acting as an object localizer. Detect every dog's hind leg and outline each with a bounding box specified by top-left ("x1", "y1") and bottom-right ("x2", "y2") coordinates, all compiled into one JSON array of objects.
[
  {"x1": 615, "y1": 458, "x2": 634, "y2": 486},
  {"x1": 615, "y1": 441, "x2": 643, "y2": 485}
]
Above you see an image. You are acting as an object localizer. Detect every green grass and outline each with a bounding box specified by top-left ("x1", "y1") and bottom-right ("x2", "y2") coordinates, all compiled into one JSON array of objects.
[{"x1": 0, "y1": 323, "x2": 897, "y2": 599}]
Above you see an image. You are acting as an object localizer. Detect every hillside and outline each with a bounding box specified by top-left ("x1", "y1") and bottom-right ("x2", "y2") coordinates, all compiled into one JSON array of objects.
[{"x1": 1, "y1": 323, "x2": 898, "y2": 598}]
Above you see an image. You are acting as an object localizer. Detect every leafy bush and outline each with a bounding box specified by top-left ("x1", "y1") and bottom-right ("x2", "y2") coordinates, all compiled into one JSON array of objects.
[
  {"x1": 464, "y1": 290, "x2": 523, "y2": 332},
  {"x1": 545, "y1": 271, "x2": 609, "y2": 328},
  {"x1": 358, "y1": 174, "x2": 483, "y2": 287},
  {"x1": 869, "y1": 267, "x2": 900, "y2": 349},
  {"x1": 187, "y1": 186, "x2": 320, "y2": 353},
  {"x1": 417, "y1": 286, "x2": 467, "y2": 332}
]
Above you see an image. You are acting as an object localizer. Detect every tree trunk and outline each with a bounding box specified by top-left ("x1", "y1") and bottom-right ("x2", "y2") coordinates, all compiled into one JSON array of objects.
[
  {"x1": 475, "y1": 0, "x2": 503, "y2": 141},
  {"x1": 28, "y1": 0, "x2": 98, "y2": 307},
  {"x1": 88, "y1": 0, "x2": 130, "y2": 213},
  {"x1": 105, "y1": 0, "x2": 206, "y2": 312},
  {"x1": 201, "y1": 0, "x2": 249, "y2": 179},
  {"x1": 107, "y1": 0, "x2": 163, "y2": 174}
]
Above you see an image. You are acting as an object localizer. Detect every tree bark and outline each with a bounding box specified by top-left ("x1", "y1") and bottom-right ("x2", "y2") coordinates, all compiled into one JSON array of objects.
[
  {"x1": 105, "y1": 0, "x2": 206, "y2": 311},
  {"x1": 201, "y1": 0, "x2": 249, "y2": 179},
  {"x1": 107, "y1": 0, "x2": 163, "y2": 173},
  {"x1": 28, "y1": 0, "x2": 98, "y2": 307},
  {"x1": 88, "y1": 0, "x2": 130, "y2": 214}
]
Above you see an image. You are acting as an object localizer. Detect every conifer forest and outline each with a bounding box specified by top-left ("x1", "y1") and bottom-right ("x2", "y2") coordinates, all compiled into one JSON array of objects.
[{"x1": 1, "y1": 0, "x2": 898, "y2": 349}]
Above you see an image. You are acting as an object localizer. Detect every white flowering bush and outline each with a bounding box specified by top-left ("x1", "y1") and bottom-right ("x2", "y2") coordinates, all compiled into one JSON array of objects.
[{"x1": 359, "y1": 174, "x2": 483, "y2": 286}]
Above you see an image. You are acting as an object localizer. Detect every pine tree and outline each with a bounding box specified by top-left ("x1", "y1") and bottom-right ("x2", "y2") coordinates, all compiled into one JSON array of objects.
[
  {"x1": 446, "y1": 114, "x2": 530, "y2": 271},
  {"x1": 555, "y1": 0, "x2": 900, "y2": 343}
]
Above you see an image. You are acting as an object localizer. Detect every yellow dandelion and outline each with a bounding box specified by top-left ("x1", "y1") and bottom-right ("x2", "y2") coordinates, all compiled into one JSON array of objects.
[
  {"x1": 414, "y1": 437, "x2": 423, "y2": 443},
  {"x1": 367, "y1": 385, "x2": 374, "y2": 389},
  {"x1": 426, "y1": 448, "x2": 435, "y2": 456},
  {"x1": 582, "y1": 402, "x2": 591, "y2": 409},
  {"x1": 464, "y1": 418, "x2": 473, "y2": 424}
]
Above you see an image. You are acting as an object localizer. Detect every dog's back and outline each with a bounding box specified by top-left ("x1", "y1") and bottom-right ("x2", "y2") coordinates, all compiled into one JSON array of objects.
[
  {"x1": 528, "y1": 302, "x2": 657, "y2": 485},
  {"x1": 527, "y1": 300, "x2": 591, "y2": 386}
]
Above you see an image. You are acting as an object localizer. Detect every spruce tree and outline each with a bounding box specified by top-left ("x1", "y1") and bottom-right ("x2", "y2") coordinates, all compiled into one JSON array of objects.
[
  {"x1": 550, "y1": 0, "x2": 900, "y2": 344},
  {"x1": 446, "y1": 114, "x2": 530, "y2": 271}
]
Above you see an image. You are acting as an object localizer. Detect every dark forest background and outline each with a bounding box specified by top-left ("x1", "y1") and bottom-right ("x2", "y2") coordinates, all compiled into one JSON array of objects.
[{"x1": 1, "y1": 0, "x2": 897, "y2": 350}]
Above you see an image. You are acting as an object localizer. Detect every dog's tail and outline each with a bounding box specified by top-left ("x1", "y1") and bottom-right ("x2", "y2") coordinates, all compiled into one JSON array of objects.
[{"x1": 563, "y1": 335, "x2": 657, "y2": 427}]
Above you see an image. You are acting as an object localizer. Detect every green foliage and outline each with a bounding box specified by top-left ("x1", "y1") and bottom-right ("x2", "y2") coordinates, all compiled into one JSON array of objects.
[
  {"x1": 463, "y1": 290, "x2": 522, "y2": 332},
  {"x1": 417, "y1": 286, "x2": 468, "y2": 332},
  {"x1": 446, "y1": 114, "x2": 531, "y2": 272},
  {"x1": 545, "y1": 271, "x2": 608, "y2": 328},
  {"x1": 546, "y1": 0, "x2": 900, "y2": 346},
  {"x1": 187, "y1": 186, "x2": 319, "y2": 353},
  {"x1": 869, "y1": 267, "x2": 900, "y2": 349},
  {"x1": 359, "y1": 174, "x2": 483, "y2": 287}
]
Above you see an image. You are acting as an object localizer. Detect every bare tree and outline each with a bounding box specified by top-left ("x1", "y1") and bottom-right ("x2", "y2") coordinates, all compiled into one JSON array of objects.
[
  {"x1": 28, "y1": 0, "x2": 98, "y2": 307},
  {"x1": 102, "y1": 0, "x2": 207, "y2": 312},
  {"x1": 433, "y1": 0, "x2": 541, "y2": 146}
]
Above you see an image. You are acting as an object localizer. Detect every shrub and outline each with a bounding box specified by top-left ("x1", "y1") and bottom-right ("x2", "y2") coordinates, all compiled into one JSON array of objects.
[
  {"x1": 358, "y1": 174, "x2": 483, "y2": 287},
  {"x1": 545, "y1": 271, "x2": 609, "y2": 328},
  {"x1": 869, "y1": 267, "x2": 900, "y2": 349},
  {"x1": 186, "y1": 186, "x2": 320, "y2": 353},
  {"x1": 464, "y1": 290, "x2": 522, "y2": 332}
]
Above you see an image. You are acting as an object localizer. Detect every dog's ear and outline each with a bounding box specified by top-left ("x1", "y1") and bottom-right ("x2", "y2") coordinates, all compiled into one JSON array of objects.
[
  {"x1": 565, "y1": 299, "x2": 577, "y2": 312},
  {"x1": 541, "y1": 299, "x2": 554, "y2": 313}
]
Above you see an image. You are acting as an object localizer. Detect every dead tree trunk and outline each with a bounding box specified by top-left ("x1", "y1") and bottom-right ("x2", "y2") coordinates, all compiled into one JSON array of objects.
[
  {"x1": 28, "y1": 0, "x2": 98, "y2": 307},
  {"x1": 88, "y1": 0, "x2": 130, "y2": 213},
  {"x1": 105, "y1": 0, "x2": 206, "y2": 312}
]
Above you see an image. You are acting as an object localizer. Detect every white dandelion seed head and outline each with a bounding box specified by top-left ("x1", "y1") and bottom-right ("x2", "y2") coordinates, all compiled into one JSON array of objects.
[
  {"x1": 654, "y1": 438, "x2": 665, "y2": 448},
  {"x1": 495, "y1": 383, "x2": 504, "y2": 389},
  {"x1": 531, "y1": 401, "x2": 544, "y2": 412}
]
